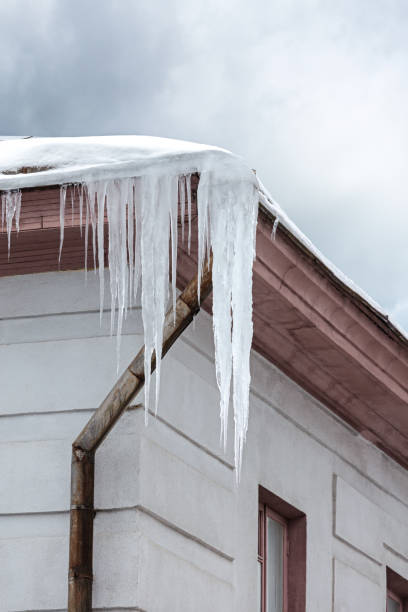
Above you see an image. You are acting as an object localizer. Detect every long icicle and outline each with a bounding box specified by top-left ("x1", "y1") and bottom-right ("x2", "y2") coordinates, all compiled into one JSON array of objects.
[
  {"x1": 1, "y1": 190, "x2": 22, "y2": 257},
  {"x1": 52, "y1": 170, "x2": 258, "y2": 479},
  {"x1": 59, "y1": 185, "x2": 67, "y2": 262}
]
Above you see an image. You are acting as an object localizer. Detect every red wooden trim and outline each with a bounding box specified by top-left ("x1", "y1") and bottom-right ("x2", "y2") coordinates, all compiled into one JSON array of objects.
[
  {"x1": 387, "y1": 589, "x2": 403, "y2": 611},
  {"x1": 387, "y1": 568, "x2": 408, "y2": 612},
  {"x1": 265, "y1": 506, "x2": 288, "y2": 527},
  {"x1": 258, "y1": 503, "x2": 265, "y2": 561}
]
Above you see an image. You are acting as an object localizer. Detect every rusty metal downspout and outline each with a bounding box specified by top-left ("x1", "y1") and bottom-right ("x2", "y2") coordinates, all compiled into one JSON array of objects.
[{"x1": 68, "y1": 260, "x2": 213, "y2": 611}]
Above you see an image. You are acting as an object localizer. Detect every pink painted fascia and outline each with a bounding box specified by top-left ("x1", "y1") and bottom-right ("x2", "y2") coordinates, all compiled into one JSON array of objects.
[
  {"x1": 1, "y1": 185, "x2": 408, "y2": 470},
  {"x1": 249, "y1": 207, "x2": 408, "y2": 468}
]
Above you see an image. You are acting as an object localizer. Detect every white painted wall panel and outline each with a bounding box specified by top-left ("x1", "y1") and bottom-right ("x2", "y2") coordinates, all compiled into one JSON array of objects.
[
  {"x1": 2, "y1": 270, "x2": 408, "y2": 611},
  {"x1": 138, "y1": 434, "x2": 234, "y2": 557},
  {"x1": 0, "y1": 534, "x2": 68, "y2": 611},
  {"x1": 0, "y1": 439, "x2": 71, "y2": 514},
  {"x1": 0, "y1": 270, "x2": 108, "y2": 318},
  {"x1": 136, "y1": 513, "x2": 234, "y2": 612},
  {"x1": 334, "y1": 559, "x2": 384, "y2": 612},
  {"x1": 335, "y1": 476, "x2": 383, "y2": 562},
  {"x1": 0, "y1": 334, "x2": 143, "y2": 416}
]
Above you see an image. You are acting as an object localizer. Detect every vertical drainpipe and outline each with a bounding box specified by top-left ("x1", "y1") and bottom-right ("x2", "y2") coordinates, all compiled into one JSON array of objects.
[
  {"x1": 68, "y1": 260, "x2": 213, "y2": 611},
  {"x1": 69, "y1": 450, "x2": 94, "y2": 610}
]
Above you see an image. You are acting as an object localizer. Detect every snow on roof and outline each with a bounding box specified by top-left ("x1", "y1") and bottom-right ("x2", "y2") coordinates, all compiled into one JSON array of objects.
[
  {"x1": 0, "y1": 135, "x2": 255, "y2": 190},
  {"x1": 0, "y1": 134, "x2": 404, "y2": 339},
  {"x1": 0, "y1": 135, "x2": 31, "y2": 141}
]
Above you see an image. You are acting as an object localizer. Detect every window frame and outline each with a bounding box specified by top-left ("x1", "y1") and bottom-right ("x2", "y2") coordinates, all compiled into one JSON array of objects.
[
  {"x1": 387, "y1": 588, "x2": 403, "y2": 612},
  {"x1": 258, "y1": 502, "x2": 289, "y2": 612},
  {"x1": 387, "y1": 567, "x2": 408, "y2": 612},
  {"x1": 259, "y1": 486, "x2": 306, "y2": 612}
]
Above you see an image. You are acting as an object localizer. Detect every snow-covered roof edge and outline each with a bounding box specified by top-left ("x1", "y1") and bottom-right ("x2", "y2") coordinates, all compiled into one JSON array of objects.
[{"x1": 0, "y1": 135, "x2": 256, "y2": 190}]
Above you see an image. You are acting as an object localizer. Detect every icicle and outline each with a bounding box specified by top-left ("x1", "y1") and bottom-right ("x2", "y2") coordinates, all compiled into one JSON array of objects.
[
  {"x1": 186, "y1": 174, "x2": 192, "y2": 254},
  {"x1": 179, "y1": 175, "x2": 186, "y2": 244},
  {"x1": 209, "y1": 181, "x2": 234, "y2": 452},
  {"x1": 106, "y1": 180, "x2": 120, "y2": 337},
  {"x1": 1, "y1": 190, "x2": 22, "y2": 255},
  {"x1": 230, "y1": 184, "x2": 258, "y2": 479},
  {"x1": 79, "y1": 184, "x2": 83, "y2": 237},
  {"x1": 96, "y1": 182, "x2": 107, "y2": 322},
  {"x1": 84, "y1": 188, "x2": 90, "y2": 279},
  {"x1": 53, "y1": 167, "x2": 258, "y2": 481},
  {"x1": 271, "y1": 217, "x2": 279, "y2": 240},
  {"x1": 133, "y1": 179, "x2": 142, "y2": 304},
  {"x1": 71, "y1": 186, "x2": 74, "y2": 226},
  {"x1": 59, "y1": 185, "x2": 67, "y2": 262},
  {"x1": 127, "y1": 179, "x2": 135, "y2": 310},
  {"x1": 196, "y1": 171, "x2": 210, "y2": 305},
  {"x1": 90, "y1": 189, "x2": 97, "y2": 273},
  {"x1": 140, "y1": 174, "x2": 171, "y2": 421},
  {"x1": 15, "y1": 193, "x2": 22, "y2": 234},
  {"x1": 170, "y1": 175, "x2": 179, "y2": 324},
  {"x1": 116, "y1": 179, "x2": 130, "y2": 361}
]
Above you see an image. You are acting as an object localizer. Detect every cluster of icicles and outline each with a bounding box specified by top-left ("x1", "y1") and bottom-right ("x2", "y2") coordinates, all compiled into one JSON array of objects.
[{"x1": 2, "y1": 173, "x2": 258, "y2": 479}]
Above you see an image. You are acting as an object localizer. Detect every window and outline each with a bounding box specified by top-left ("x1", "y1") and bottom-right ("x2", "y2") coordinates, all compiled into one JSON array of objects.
[
  {"x1": 387, "y1": 568, "x2": 408, "y2": 612},
  {"x1": 387, "y1": 590, "x2": 403, "y2": 612},
  {"x1": 258, "y1": 504, "x2": 288, "y2": 611},
  {"x1": 258, "y1": 486, "x2": 306, "y2": 612}
]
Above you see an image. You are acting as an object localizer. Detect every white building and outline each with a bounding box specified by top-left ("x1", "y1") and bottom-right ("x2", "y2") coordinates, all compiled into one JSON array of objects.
[{"x1": 1, "y1": 137, "x2": 407, "y2": 611}]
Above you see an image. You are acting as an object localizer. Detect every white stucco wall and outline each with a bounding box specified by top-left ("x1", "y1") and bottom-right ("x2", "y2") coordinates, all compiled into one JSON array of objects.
[{"x1": 1, "y1": 270, "x2": 408, "y2": 612}]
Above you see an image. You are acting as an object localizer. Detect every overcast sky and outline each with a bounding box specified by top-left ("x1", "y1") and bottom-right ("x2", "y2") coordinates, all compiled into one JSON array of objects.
[{"x1": 1, "y1": 1, "x2": 408, "y2": 328}]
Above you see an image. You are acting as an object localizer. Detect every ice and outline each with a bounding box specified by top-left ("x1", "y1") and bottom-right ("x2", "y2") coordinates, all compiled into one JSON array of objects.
[
  {"x1": 186, "y1": 175, "x2": 192, "y2": 253},
  {"x1": 208, "y1": 177, "x2": 258, "y2": 477},
  {"x1": 59, "y1": 172, "x2": 257, "y2": 477},
  {"x1": 0, "y1": 136, "x2": 260, "y2": 478},
  {"x1": 1, "y1": 189, "x2": 21, "y2": 255},
  {"x1": 271, "y1": 217, "x2": 279, "y2": 240},
  {"x1": 179, "y1": 176, "x2": 186, "y2": 244}
]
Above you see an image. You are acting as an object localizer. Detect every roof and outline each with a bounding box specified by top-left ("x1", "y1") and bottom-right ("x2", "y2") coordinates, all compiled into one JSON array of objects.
[
  {"x1": 0, "y1": 135, "x2": 407, "y2": 469},
  {"x1": 0, "y1": 136, "x2": 402, "y2": 337}
]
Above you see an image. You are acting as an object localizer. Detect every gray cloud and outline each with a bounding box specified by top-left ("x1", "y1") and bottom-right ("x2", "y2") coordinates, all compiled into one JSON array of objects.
[{"x1": 1, "y1": 0, "x2": 408, "y2": 327}]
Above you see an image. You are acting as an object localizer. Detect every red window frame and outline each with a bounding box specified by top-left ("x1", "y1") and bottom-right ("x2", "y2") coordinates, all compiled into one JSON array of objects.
[
  {"x1": 258, "y1": 502, "x2": 288, "y2": 612},
  {"x1": 259, "y1": 486, "x2": 306, "y2": 612},
  {"x1": 387, "y1": 589, "x2": 403, "y2": 612},
  {"x1": 387, "y1": 567, "x2": 408, "y2": 612}
]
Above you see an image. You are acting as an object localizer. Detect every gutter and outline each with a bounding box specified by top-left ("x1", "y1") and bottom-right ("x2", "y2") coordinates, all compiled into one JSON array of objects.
[{"x1": 68, "y1": 260, "x2": 213, "y2": 611}]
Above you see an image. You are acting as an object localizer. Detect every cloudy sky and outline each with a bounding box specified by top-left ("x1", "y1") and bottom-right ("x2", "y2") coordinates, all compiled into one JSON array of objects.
[{"x1": 1, "y1": 0, "x2": 408, "y2": 327}]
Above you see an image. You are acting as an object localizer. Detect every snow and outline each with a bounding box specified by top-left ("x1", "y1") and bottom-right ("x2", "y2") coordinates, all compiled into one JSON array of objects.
[
  {"x1": 0, "y1": 135, "x2": 254, "y2": 190},
  {"x1": 0, "y1": 135, "x2": 31, "y2": 141}
]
